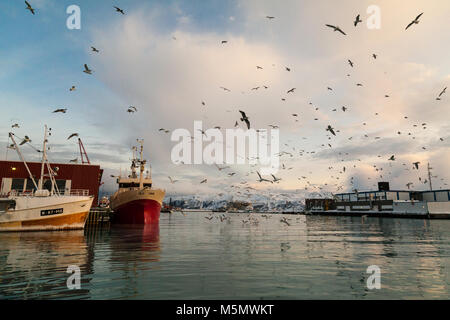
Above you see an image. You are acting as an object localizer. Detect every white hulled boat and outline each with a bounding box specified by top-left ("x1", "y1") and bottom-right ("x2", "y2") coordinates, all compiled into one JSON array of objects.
[{"x1": 0, "y1": 126, "x2": 94, "y2": 232}]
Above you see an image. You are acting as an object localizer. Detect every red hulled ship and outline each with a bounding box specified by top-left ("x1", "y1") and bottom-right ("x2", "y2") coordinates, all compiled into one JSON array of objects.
[{"x1": 110, "y1": 140, "x2": 165, "y2": 224}]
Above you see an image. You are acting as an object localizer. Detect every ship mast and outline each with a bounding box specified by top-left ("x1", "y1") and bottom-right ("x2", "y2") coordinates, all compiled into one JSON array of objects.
[
  {"x1": 130, "y1": 146, "x2": 137, "y2": 179},
  {"x1": 427, "y1": 162, "x2": 433, "y2": 191},
  {"x1": 38, "y1": 125, "x2": 48, "y2": 191},
  {"x1": 137, "y1": 139, "x2": 145, "y2": 189}
]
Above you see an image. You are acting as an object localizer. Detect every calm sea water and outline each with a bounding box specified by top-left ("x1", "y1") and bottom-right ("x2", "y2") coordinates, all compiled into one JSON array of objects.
[{"x1": 0, "y1": 212, "x2": 449, "y2": 299}]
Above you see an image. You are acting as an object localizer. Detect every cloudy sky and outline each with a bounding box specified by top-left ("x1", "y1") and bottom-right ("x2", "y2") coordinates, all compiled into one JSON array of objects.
[{"x1": 0, "y1": 0, "x2": 449, "y2": 199}]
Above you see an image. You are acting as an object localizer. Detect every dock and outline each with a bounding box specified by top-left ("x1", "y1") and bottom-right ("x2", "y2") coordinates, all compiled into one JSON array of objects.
[
  {"x1": 86, "y1": 207, "x2": 112, "y2": 226},
  {"x1": 305, "y1": 183, "x2": 450, "y2": 220}
]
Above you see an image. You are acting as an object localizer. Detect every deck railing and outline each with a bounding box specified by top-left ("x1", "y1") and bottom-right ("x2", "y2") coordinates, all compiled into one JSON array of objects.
[
  {"x1": 0, "y1": 189, "x2": 90, "y2": 197},
  {"x1": 66, "y1": 189, "x2": 90, "y2": 196},
  {"x1": 0, "y1": 190, "x2": 34, "y2": 197}
]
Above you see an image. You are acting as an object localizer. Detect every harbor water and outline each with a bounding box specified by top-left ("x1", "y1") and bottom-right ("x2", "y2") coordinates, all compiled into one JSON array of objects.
[{"x1": 0, "y1": 212, "x2": 449, "y2": 299}]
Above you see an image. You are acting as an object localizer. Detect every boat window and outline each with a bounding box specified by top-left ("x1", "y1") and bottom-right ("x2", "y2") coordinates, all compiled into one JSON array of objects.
[
  {"x1": 55, "y1": 180, "x2": 66, "y2": 192},
  {"x1": 41, "y1": 179, "x2": 66, "y2": 193},
  {"x1": 119, "y1": 183, "x2": 140, "y2": 188},
  {"x1": 144, "y1": 183, "x2": 152, "y2": 188},
  {"x1": 11, "y1": 179, "x2": 25, "y2": 192},
  {"x1": 25, "y1": 178, "x2": 37, "y2": 192},
  {"x1": 0, "y1": 200, "x2": 16, "y2": 212},
  {"x1": 43, "y1": 179, "x2": 53, "y2": 191}
]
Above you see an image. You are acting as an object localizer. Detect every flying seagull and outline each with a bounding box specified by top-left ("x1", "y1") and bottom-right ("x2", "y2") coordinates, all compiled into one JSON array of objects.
[
  {"x1": 257, "y1": 172, "x2": 273, "y2": 183},
  {"x1": 114, "y1": 6, "x2": 125, "y2": 15},
  {"x1": 280, "y1": 217, "x2": 290, "y2": 226},
  {"x1": 67, "y1": 133, "x2": 79, "y2": 140},
  {"x1": 354, "y1": 14, "x2": 362, "y2": 27},
  {"x1": 200, "y1": 179, "x2": 208, "y2": 184},
  {"x1": 266, "y1": 16, "x2": 275, "y2": 20},
  {"x1": 69, "y1": 86, "x2": 76, "y2": 92},
  {"x1": 25, "y1": 1, "x2": 35, "y2": 15},
  {"x1": 53, "y1": 108, "x2": 67, "y2": 113},
  {"x1": 326, "y1": 125, "x2": 336, "y2": 136},
  {"x1": 287, "y1": 88, "x2": 296, "y2": 94},
  {"x1": 11, "y1": 124, "x2": 20, "y2": 128},
  {"x1": 325, "y1": 24, "x2": 346, "y2": 35},
  {"x1": 83, "y1": 64, "x2": 92, "y2": 74},
  {"x1": 413, "y1": 162, "x2": 420, "y2": 170},
  {"x1": 127, "y1": 106, "x2": 137, "y2": 113},
  {"x1": 348, "y1": 60, "x2": 354, "y2": 67},
  {"x1": 20, "y1": 136, "x2": 31, "y2": 145},
  {"x1": 406, "y1": 13, "x2": 424, "y2": 30},
  {"x1": 438, "y1": 87, "x2": 447, "y2": 98},
  {"x1": 372, "y1": 53, "x2": 378, "y2": 59},
  {"x1": 239, "y1": 110, "x2": 250, "y2": 129},
  {"x1": 271, "y1": 174, "x2": 281, "y2": 183},
  {"x1": 91, "y1": 46, "x2": 99, "y2": 53},
  {"x1": 215, "y1": 164, "x2": 230, "y2": 171},
  {"x1": 388, "y1": 155, "x2": 396, "y2": 161},
  {"x1": 168, "y1": 176, "x2": 178, "y2": 183},
  {"x1": 197, "y1": 129, "x2": 207, "y2": 137}
]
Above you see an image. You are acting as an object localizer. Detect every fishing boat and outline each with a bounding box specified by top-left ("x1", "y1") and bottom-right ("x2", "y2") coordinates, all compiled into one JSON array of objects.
[
  {"x1": 0, "y1": 126, "x2": 94, "y2": 232},
  {"x1": 110, "y1": 140, "x2": 165, "y2": 224}
]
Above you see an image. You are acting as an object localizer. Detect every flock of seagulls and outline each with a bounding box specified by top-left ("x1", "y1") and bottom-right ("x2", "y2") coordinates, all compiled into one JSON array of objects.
[
  {"x1": 326, "y1": 12, "x2": 424, "y2": 35},
  {"x1": 17, "y1": 2, "x2": 448, "y2": 201},
  {"x1": 14, "y1": 3, "x2": 132, "y2": 162},
  {"x1": 174, "y1": 8, "x2": 447, "y2": 197},
  {"x1": 201, "y1": 210, "x2": 303, "y2": 239}
]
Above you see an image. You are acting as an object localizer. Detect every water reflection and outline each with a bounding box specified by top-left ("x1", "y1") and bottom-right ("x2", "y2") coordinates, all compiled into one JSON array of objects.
[
  {"x1": 0, "y1": 214, "x2": 449, "y2": 299},
  {"x1": 108, "y1": 224, "x2": 160, "y2": 263},
  {"x1": 303, "y1": 216, "x2": 450, "y2": 298},
  {"x1": 0, "y1": 230, "x2": 92, "y2": 299}
]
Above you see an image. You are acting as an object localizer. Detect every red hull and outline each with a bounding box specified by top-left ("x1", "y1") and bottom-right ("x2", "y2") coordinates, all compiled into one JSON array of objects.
[{"x1": 112, "y1": 199, "x2": 161, "y2": 224}]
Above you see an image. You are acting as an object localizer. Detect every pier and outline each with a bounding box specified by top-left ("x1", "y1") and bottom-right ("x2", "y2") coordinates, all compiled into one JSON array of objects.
[{"x1": 86, "y1": 207, "x2": 112, "y2": 226}]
